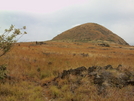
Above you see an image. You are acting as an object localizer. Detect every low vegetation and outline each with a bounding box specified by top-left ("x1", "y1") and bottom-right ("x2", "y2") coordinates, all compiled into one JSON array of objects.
[
  {"x1": 0, "y1": 41, "x2": 134, "y2": 100},
  {"x1": 52, "y1": 23, "x2": 129, "y2": 45}
]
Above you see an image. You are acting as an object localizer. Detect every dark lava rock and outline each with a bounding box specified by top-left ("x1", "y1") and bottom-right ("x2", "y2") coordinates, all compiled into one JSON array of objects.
[
  {"x1": 43, "y1": 65, "x2": 134, "y2": 96},
  {"x1": 48, "y1": 65, "x2": 134, "y2": 88},
  {"x1": 104, "y1": 65, "x2": 113, "y2": 70},
  {"x1": 88, "y1": 66, "x2": 96, "y2": 73},
  {"x1": 61, "y1": 66, "x2": 87, "y2": 79}
]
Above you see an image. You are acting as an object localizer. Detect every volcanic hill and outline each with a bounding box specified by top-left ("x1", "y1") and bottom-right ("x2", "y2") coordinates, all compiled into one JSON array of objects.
[{"x1": 52, "y1": 23, "x2": 129, "y2": 45}]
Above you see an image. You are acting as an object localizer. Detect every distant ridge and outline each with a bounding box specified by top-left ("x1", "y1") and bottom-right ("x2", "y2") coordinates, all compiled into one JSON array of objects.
[{"x1": 52, "y1": 23, "x2": 129, "y2": 45}]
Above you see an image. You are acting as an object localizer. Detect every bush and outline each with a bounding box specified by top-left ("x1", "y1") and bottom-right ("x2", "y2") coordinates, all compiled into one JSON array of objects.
[
  {"x1": 0, "y1": 25, "x2": 27, "y2": 57},
  {"x1": 0, "y1": 25, "x2": 27, "y2": 81},
  {"x1": 98, "y1": 43, "x2": 110, "y2": 47},
  {"x1": 0, "y1": 65, "x2": 7, "y2": 80}
]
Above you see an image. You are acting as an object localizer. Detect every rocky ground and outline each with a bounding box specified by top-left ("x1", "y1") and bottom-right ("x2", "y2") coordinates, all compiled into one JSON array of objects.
[{"x1": 43, "y1": 65, "x2": 134, "y2": 100}]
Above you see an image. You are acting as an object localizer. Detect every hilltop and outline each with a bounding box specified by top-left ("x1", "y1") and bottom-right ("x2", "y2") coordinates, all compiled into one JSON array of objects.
[{"x1": 52, "y1": 23, "x2": 129, "y2": 45}]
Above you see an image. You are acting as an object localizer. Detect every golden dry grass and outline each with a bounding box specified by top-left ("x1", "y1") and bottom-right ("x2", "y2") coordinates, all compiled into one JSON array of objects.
[
  {"x1": 0, "y1": 41, "x2": 134, "y2": 100},
  {"x1": 52, "y1": 23, "x2": 128, "y2": 45}
]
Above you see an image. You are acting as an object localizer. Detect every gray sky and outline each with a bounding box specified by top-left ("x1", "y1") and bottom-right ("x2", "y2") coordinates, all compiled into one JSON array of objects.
[{"x1": 0, "y1": 0, "x2": 134, "y2": 45}]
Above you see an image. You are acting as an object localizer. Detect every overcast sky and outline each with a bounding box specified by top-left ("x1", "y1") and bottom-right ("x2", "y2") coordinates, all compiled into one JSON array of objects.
[{"x1": 0, "y1": 0, "x2": 134, "y2": 45}]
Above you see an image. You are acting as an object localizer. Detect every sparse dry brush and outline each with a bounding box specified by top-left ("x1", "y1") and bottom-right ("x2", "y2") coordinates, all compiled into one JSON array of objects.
[{"x1": 0, "y1": 41, "x2": 134, "y2": 100}]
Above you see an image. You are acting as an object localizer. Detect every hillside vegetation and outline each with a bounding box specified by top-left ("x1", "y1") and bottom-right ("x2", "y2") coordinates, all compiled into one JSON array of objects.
[
  {"x1": 0, "y1": 41, "x2": 134, "y2": 100},
  {"x1": 52, "y1": 23, "x2": 129, "y2": 45}
]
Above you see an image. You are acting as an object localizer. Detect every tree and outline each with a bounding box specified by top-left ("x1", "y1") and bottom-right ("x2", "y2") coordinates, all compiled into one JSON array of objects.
[
  {"x1": 0, "y1": 25, "x2": 27, "y2": 80},
  {"x1": 0, "y1": 25, "x2": 27, "y2": 57}
]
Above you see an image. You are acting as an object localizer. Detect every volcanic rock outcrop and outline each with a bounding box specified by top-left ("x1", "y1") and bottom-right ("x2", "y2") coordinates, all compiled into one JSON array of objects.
[{"x1": 43, "y1": 65, "x2": 134, "y2": 96}]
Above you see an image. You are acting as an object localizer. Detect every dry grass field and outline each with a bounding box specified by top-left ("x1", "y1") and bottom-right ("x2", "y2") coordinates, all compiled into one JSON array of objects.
[{"x1": 0, "y1": 41, "x2": 134, "y2": 101}]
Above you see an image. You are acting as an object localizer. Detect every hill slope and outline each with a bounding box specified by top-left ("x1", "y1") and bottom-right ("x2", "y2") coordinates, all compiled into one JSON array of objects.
[{"x1": 52, "y1": 23, "x2": 129, "y2": 45}]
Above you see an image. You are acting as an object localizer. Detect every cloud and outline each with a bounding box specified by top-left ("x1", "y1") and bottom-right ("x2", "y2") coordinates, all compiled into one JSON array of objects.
[
  {"x1": 0, "y1": 0, "x2": 89, "y2": 14},
  {"x1": 0, "y1": 0, "x2": 134, "y2": 45}
]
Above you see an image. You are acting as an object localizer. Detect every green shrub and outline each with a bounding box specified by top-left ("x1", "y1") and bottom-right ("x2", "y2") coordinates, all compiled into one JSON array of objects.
[{"x1": 0, "y1": 65, "x2": 7, "y2": 80}]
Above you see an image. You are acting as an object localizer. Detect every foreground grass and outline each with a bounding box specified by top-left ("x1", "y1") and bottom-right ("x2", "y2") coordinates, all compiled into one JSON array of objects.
[
  {"x1": 1, "y1": 80, "x2": 134, "y2": 101},
  {"x1": 0, "y1": 81, "x2": 44, "y2": 101},
  {"x1": 0, "y1": 41, "x2": 134, "y2": 100}
]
